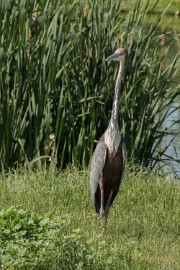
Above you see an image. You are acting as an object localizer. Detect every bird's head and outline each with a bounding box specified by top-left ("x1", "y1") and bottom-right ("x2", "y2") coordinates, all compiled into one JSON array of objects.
[{"x1": 105, "y1": 48, "x2": 126, "y2": 62}]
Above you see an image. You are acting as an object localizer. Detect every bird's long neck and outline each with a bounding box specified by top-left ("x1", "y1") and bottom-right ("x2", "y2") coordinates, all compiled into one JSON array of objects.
[
  {"x1": 104, "y1": 56, "x2": 125, "y2": 153},
  {"x1": 110, "y1": 57, "x2": 125, "y2": 126}
]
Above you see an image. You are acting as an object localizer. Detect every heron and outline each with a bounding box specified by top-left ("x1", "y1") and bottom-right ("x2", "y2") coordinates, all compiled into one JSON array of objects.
[{"x1": 90, "y1": 48, "x2": 126, "y2": 226}]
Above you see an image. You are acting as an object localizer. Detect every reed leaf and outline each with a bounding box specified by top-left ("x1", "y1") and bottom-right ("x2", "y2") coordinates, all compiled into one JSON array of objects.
[{"x1": 0, "y1": 0, "x2": 179, "y2": 175}]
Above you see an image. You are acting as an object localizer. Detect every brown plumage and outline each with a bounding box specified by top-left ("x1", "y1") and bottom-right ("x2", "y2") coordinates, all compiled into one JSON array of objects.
[
  {"x1": 94, "y1": 135, "x2": 125, "y2": 213},
  {"x1": 90, "y1": 48, "x2": 126, "y2": 225}
]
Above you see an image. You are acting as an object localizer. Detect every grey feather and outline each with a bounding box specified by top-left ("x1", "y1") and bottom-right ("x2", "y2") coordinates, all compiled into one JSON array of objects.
[{"x1": 90, "y1": 141, "x2": 107, "y2": 202}]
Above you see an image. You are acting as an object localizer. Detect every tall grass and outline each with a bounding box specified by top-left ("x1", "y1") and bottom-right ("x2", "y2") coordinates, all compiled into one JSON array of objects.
[
  {"x1": 0, "y1": 0, "x2": 179, "y2": 172},
  {"x1": 120, "y1": 1, "x2": 180, "y2": 170}
]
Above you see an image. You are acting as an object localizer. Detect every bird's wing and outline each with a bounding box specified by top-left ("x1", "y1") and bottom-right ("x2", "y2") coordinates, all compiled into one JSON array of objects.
[{"x1": 90, "y1": 141, "x2": 107, "y2": 198}]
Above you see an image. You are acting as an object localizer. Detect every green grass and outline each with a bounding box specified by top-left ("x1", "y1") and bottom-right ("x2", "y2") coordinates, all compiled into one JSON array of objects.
[
  {"x1": 122, "y1": 0, "x2": 180, "y2": 14},
  {"x1": 122, "y1": 0, "x2": 180, "y2": 29},
  {"x1": 0, "y1": 166, "x2": 179, "y2": 269}
]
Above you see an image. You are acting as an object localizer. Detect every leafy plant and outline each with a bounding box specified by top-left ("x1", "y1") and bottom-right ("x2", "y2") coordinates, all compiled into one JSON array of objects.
[{"x1": 0, "y1": 206, "x2": 103, "y2": 269}]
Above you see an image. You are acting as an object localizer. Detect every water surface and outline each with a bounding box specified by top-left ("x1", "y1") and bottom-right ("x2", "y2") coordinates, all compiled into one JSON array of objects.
[{"x1": 159, "y1": 26, "x2": 180, "y2": 177}]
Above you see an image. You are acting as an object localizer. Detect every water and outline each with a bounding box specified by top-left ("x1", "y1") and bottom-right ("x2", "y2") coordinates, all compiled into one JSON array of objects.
[
  {"x1": 160, "y1": 27, "x2": 180, "y2": 178},
  {"x1": 162, "y1": 102, "x2": 180, "y2": 177}
]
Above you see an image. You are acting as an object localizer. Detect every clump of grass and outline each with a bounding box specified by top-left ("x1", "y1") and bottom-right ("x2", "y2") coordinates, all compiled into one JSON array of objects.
[
  {"x1": 0, "y1": 165, "x2": 179, "y2": 269},
  {"x1": 0, "y1": 0, "x2": 179, "y2": 174}
]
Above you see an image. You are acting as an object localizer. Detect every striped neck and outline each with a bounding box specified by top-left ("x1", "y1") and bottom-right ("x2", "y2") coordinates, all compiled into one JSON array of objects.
[{"x1": 110, "y1": 56, "x2": 125, "y2": 125}]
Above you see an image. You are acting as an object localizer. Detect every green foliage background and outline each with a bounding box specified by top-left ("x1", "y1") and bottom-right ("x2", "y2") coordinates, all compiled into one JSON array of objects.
[{"x1": 0, "y1": 0, "x2": 179, "y2": 171}]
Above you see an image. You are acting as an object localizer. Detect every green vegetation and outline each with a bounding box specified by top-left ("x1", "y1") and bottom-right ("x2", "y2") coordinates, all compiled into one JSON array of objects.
[
  {"x1": 122, "y1": 0, "x2": 180, "y2": 29},
  {"x1": 0, "y1": 166, "x2": 179, "y2": 269},
  {"x1": 0, "y1": 1, "x2": 179, "y2": 268},
  {"x1": 122, "y1": 0, "x2": 180, "y2": 15},
  {"x1": 0, "y1": 0, "x2": 179, "y2": 173},
  {"x1": 0, "y1": 206, "x2": 98, "y2": 269}
]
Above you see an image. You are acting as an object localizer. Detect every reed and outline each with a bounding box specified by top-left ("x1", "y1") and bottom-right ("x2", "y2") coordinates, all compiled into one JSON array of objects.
[{"x1": 0, "y1": 0, "x2": 179, "y2": 173}]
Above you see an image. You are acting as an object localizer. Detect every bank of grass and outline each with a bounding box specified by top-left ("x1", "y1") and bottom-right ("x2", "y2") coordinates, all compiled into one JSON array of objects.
[
  {"x1": 122, "y1": 0, "x2": 180, "y2": 29},
  {"x1": 122, "y1": 0, "x2": 180, "y2": 15},
  {"x1": 0, "y1": 165, "x2": 179, "y2": 269}
]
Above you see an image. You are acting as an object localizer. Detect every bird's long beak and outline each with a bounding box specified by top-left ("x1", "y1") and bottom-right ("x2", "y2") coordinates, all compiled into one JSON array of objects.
[{"x1": 105, "y1": 53, "x2": 117, "y2": 61}]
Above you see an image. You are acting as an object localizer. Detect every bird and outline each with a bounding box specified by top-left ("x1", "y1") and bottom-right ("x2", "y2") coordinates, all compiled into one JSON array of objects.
[{"x1": 90, "y1": 48, "x2": 126, "y2": 226}]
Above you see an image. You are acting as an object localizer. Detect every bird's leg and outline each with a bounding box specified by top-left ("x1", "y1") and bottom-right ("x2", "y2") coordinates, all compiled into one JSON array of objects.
[
  {"x1": 104, "y1": 190, "x2": 113, "y2": 224},
  {"x1": 99, "y1": 177, "x2": 105, "y2": 221}
]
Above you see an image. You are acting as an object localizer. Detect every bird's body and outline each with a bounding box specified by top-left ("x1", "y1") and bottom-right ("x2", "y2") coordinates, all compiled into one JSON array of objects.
[{"x1": 90, "y1": 48, "x2": 126, "y2": 225}]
